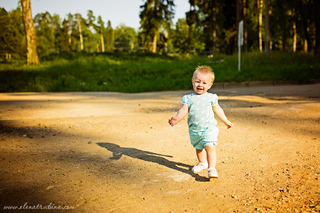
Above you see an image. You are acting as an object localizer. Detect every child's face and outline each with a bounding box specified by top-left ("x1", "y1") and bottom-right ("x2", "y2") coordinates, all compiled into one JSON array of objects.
[{"x1": 192, "y1": 71, "x2": 213, "y2": 95}]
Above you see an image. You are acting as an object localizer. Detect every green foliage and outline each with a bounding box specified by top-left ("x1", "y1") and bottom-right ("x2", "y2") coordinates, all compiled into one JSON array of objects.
[
  {"x1": 139, "y1": 0, "x2": 175, "y2": 52},
  {"x1": 114, "y1": 24, "x2": 137, "y2": 52},
  {"x1": 2, "y1": 0, "x2": 319, "y2": 62},
  {"x1": 34, "y1": 12, "x2": 56, "y2": 57},
  {"x1": 0, "y1": 52, "x2": 319, "y2": 93},
  {"x1": 0, "y1": 7, "x2": 26, "y2": 59},
  {"x1": 171, "y1": 18, "x2": 205, "y2": 55},
  {"x1": 105, "y1": 20, "x2": 114, "y2": 52},
  {"x1": 172, "y1": 19, "x2": 189, "y2": 54}
]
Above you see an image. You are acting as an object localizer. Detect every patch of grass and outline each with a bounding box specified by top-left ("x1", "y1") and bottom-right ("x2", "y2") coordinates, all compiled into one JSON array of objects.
[{"x1": 0, "y1": 52, "x2": 319, "y2": 93}]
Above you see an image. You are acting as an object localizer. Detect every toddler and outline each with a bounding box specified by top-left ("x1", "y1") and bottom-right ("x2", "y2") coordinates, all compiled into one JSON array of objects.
[{"x1": 168, "y1": 65, "x2": 233, "y2": 178}]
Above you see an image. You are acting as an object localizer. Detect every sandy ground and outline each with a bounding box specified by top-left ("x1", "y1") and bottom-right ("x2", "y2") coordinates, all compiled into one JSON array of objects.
[{"x1": 0, "y1": 83, "x2": 320, "y2": 213}]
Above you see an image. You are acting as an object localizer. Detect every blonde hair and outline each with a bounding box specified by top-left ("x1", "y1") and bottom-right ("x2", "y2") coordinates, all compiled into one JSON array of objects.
[{"x1": 192, "y1": 65, "x2": 215, "y2": 83}]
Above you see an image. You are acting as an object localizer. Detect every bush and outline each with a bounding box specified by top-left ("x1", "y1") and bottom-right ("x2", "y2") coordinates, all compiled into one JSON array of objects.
[{"x1": 0, "y1": 52, "x2": 319, "y2": 93}]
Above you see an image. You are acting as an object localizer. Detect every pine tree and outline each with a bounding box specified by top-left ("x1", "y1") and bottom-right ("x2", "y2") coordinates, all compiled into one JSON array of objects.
[{"x1": 21, "y1": 0, "x2": 40, "y2": 64}]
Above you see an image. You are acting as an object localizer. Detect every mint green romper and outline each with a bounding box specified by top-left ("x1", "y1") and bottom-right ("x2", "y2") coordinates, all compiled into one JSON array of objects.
[{"x1": 182, "y1": 92, "x2": 219, "y2": 149}]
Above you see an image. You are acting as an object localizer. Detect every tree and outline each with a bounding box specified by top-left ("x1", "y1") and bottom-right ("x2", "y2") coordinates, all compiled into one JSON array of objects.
[
  {"x1": 59, "y1": 18, "x2": 71, "y2": 52},
  {"x1": 21, "y1": 0, "x2": 40, "y2": 64},
  {"x1": 172, "y1": 18, "x2": 189, "y2": 53},
  {"x1": 34, "y1": 12, "x2": 55, "y2": 56},
  {"x1": 51, "y1": 14, "x2": 62, "y2": 53},
  {"x1": 76, "y1": 13, "x2": 84, "y2": 51},
  {"x1": 292, "y1": 7, "x2": 297, "y2": 52},
  {"x1": 186, "y1": 0, "x2": 199, "y2": 55},
  {"x1": 195, "y1": 0, "x2": 231, "y2": 55},
  {"x1": 84, "y1": 10, "x2": 97, "y2": 52},
  {"x1": 0, "y1": 8, "x2": 12, "y2": 54},
  {"x1": 257, "y1": 0, "x2": 263, "y2": 52},
  {"x1": 264, "y1": 0, "x2": 270, "y2": 54},
  {"x1": 200, "y1": 0, "x2": 219, "y2": 55},
  {"x1": 0, "y1": 7, "x2": 26, "y2": 59},
  {"x1": 299, "y1": 0, "x2": 311, "y2": 52},
  {"x1": 97, "y1": 16, "x2": 105, "y2": 52},
  {"x1": 139, "y1": 0, "x2": 175, "y2": 53},
  {"x1": 314, "y1": 0, "x2": 320, "y2": 55},
  {"x1": 105, "y1": 20, "x2": 114, "y2": 52},
  {"x1": 275, "y1": 1, "x2": 288, "y2": 51},
  {"x1": 244, "y1": 0, "x2": 248, "y2": 51},
  {"x1": 67, "y1": 13, "x2": 73, "y2": 50},
  {"x1": 172, "y1": 18, "x2": 205, "y2": 54},
  {"x1": 237, "y1": 0, "x2": 247, "y2": 51},
  {"x1": 114, "y1": 24, "x2": 136, "y2": 51}
]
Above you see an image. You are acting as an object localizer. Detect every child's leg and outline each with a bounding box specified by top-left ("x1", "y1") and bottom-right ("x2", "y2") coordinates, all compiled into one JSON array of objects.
[
  {"x1": 192, "y1": 149, "x2": 208, "y2": 172},
  {"x1": 204, "y1": 145, "x2": 216, "y2": 168},
  {"x1": 196, "y1": 149, "x2": 207, "y2": 163}
]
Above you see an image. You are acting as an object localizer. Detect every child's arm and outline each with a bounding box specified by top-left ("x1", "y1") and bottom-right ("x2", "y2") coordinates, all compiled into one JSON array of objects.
[
  {"x1": 168, "y1": 104, "x2": 189, "y2": 126},
  {"x1": 213, "y1": 104, "x2": 233, "y2": 129}
]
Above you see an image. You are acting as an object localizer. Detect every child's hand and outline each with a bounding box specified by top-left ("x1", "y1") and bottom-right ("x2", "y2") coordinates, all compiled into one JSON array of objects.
[
  {"x1": 168, "y1": 116, "x2": 179, "y2": 126},
  {"x1": 168, "y1": 104, "x2": 188, "y2": 127},
  {"x1": 225, "y1": 120, "x2": 233, "y2": 129}
]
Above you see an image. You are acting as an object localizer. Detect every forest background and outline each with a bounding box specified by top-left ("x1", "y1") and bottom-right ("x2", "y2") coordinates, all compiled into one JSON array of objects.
[{"x1": 0, "y1": 0, "x2": 319, "y2": 93}]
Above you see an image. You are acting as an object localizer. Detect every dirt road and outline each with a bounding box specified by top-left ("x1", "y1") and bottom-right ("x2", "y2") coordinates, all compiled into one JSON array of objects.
[{"x1": 0, "y1": 83, "x2": 320, "y2": 212}]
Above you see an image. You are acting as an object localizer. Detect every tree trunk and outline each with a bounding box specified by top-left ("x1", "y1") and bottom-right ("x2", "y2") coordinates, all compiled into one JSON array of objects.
[
  {"x1": 258, "y1": 0, "x2": 263, "y2": 52},
  {"x1": 101, "y1": 28, "x2": 105, "y2": 52},
  {"x1": 302, "y1": 23, "x2": 310, "y2": 52},
  {"x1": 187, "y1": 25, "x2": 192, "y2": 55},
  {"x1": 277, "y1": 1, "x2": 287, "y2": 51},
  {"x1": 68, "y1": 33, "x2": 71, "y2": 46},
  {"x1": 304, "y1": 39, "x2": 308, "y2": 52},
  {"x1": 144, "y1": 33, "x2": 148, "y2": 52},
  {"x1": 237, "y1": 0, "x2": 243, "y2": 52},
  {"x1": 264, "y1": 0, "x2": 270, "y2": 54},
  {"x1": 152, "y1": 34, "x2": 157, "y2": 53},
  {"x1": 77, "y1": 14, "x2": 83, "y2": 51},
  {"x1": 237, "y1": 0, "x2": 242, "y2": 28},
  {"x1": 292, "y1": 8, "x2": 297, "y2": 52},
  {"x1": 212, "y1": 26, "x2": 217, "y2": 55},
  {"x1": 212, "y1": 2, "x2": 217, "y2": 55},
  {"x1": 314, "y1": 0, "x2": 320, "y2": 55},
  {"x1": 21, "y1": 0, "x2": 40, "y2": 65},
  {"x1": 243, "y1": 0, "x2": 247, "y2": 52},
  {"x1": 164, "y1": 30, "x2": 168, "y2": 53},
  {"x1": 300, "y1": 0, "x2": 311, "y2": 52}
]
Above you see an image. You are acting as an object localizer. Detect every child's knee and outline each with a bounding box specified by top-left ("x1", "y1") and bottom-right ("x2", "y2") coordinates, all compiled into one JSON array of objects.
[{"x1": 204, "y1": 144, "x2": 216, "y2": 152}]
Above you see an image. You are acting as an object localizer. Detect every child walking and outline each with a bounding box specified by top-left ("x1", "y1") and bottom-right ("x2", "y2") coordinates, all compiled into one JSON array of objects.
[{"x1": 168, "y1": 65, "x2": 233, "y2": 178}]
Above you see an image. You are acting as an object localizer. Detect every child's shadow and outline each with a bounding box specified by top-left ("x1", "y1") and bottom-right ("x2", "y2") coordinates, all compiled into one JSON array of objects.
[{"x1": 97, "y1": 142, "x2": 209, "y2": 182}]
